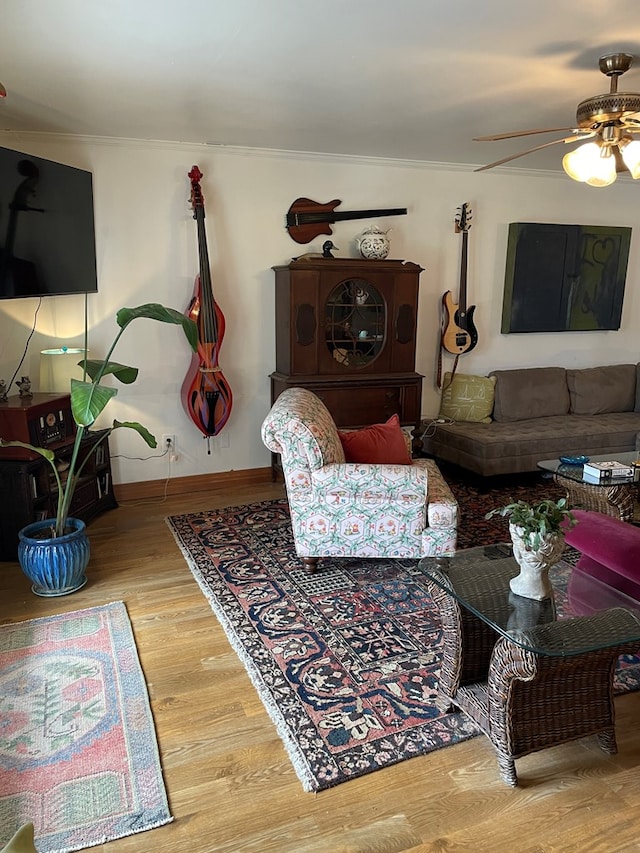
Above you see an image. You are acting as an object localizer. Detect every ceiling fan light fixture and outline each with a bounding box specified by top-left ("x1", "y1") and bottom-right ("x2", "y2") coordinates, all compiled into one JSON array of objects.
[
  {"x1": 562, "y1": 142, "x2": 616, "y2": 186},
  {"x1": 478, "y1": 52, "x2": 640, "y2": 183},
  {"x1": 584, "y1": 153, "x2": 617, "y2": 187},
  {"x1": 620, "y1": 138, "x2": 640, "y2": 178},
  {"x1": 562, "y1": 142, "x2": 599, "y2": 181}
]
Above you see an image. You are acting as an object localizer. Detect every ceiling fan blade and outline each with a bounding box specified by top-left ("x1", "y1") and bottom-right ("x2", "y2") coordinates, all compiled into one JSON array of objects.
[
  {"x1": 474, "y1": 134, "x2": 594, "y2": 172},
  {"x1": 473, "y1": 127, "x2": 580, "y2": 142}
]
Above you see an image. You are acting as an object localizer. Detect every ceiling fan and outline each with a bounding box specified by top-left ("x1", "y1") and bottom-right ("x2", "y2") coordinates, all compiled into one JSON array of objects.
[{"x1": 474, "y1": 52, "x2": 640, "y2": 186}]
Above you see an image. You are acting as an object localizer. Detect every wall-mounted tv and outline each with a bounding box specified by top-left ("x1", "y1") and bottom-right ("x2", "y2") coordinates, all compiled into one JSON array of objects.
[{"x1": 0, "y1": 145, "x2": 98, "y2": 299}]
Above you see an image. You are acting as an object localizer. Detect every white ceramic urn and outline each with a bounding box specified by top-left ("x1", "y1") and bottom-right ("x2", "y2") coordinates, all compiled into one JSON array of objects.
[
  {"x1": 508, "y1": 523, "x2": 565, "y2": 601},
  {"x1": 357, "y1": 225, "x2": 391, "y2": 260}
]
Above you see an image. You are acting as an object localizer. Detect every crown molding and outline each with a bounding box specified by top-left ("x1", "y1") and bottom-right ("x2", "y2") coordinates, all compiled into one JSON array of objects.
[{"x1": 7, "y1": 130, "x2": 636, "y2": 183}]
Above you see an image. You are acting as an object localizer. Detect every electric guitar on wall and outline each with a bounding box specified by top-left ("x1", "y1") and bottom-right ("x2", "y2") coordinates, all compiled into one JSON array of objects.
[
  {"x1": 441, "y1": 202, "x2": 478, "y2": 355},
  {"x1": 285, "y1": 197, "x2": 407, "y2": 244}
]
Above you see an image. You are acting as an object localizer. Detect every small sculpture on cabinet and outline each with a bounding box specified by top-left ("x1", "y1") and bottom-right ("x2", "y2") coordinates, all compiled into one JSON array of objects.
[
  {"x1": 16, "y1": 376, "x2": 32, "y2": 398},
  {"x1": 292, "y1": 240, "x2": 338, "y2": 261}
]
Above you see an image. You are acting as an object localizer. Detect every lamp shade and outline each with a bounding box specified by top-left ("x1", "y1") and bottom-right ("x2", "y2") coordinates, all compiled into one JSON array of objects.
[
  {"x1": 585, "y1": 154, "x2": 617, "y2": 187},
  {"x1": 621, "y1": 139, "x2": 640, "y2": 178},
  {"x1": 39, "y1": 348, "x2": 87, "y2": 394},
  {"x1": 562, "y1": 142, "x2": 616, "y2": 186}
]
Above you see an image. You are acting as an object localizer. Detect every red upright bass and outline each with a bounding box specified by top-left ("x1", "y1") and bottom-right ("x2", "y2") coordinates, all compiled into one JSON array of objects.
[{"x1": 181, "y1": 166, "x2": 233, "y2": 442}]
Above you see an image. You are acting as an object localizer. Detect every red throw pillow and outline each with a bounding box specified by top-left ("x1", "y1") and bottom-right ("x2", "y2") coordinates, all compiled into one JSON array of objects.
[{"x1": 338, "y1": 414, "x2": 412, "y2": 464}]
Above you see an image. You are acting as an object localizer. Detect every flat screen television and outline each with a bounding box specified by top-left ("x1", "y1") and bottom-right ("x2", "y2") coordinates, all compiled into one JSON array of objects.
[{"x1": 0, "y1": 145, "x2": 98, "y2": 299}]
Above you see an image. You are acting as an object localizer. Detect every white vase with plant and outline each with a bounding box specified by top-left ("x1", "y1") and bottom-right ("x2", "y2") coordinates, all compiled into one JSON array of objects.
[{"x1": 485, "y1": 497, "x2": 576, "y2": 601}]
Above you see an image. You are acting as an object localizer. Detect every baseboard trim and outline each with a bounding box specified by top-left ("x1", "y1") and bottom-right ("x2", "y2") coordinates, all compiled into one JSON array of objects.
[{"x1": 114, "y1": 467, "x2": 273, "y2": 501}]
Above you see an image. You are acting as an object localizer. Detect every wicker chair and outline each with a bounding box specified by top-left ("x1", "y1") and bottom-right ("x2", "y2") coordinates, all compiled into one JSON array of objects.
[{"x1": 261, "y1": 387, "x2": 458, "y2": 571}]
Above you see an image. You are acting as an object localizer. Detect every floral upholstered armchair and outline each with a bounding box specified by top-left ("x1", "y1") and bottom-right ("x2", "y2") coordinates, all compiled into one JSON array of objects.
[{"x1": 261, "y1": 387, "x2": 458, "y2": 571}]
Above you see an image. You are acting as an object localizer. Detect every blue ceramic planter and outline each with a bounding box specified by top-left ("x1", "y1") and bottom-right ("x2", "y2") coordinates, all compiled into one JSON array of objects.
[{"x1": 18, "y1": 518, "x2": 90, "y2": 597}]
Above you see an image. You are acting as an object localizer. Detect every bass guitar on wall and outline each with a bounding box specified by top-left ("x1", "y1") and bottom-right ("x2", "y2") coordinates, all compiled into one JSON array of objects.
[
  {"x1": 441, "y1": 202, "x2": 478, "y2": 355},
  {"x1": 285, "y1": 197, "x2": 407, "y2": 244},
  {"x1": 181, "y1": 166, "x2": 233, "y2": 448}
]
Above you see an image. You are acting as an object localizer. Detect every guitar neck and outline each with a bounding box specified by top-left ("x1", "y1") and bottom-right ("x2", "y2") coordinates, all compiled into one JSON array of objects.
[
  {"x1": 288, "y1": 207, "x2": 407, "y2": 226},
  {"x1": 196, "y1": 216, "x2": 213, "y2": 302},
  {"x1": 332, "y1": 207, "x2": 407, "y2": 223},
  {"x1": 458, "y1": 231, "x2": 468, "y2": 312},
  {"x1": 195, "y1": 212, "x2": 221, "y2": 344}
]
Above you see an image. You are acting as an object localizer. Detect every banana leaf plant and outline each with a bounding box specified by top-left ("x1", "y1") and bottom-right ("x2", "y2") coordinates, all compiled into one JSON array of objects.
[{"x1": 0, "y1": 304, "x2": 197, "y2": 537}]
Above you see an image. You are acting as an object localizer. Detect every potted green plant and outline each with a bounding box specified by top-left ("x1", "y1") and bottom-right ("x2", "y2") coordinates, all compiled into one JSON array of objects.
[
  {"x1": 485, "y1": 497, "x2": 576, "y2": 600},
  {"x1": 0, "y1": 303, "x2": 197, "y2": 596},
  {"x1": 485, "y1": 497, "x2": 576, "y2": 549}
]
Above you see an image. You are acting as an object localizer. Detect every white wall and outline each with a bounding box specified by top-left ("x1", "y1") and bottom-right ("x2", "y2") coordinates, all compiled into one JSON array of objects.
[{"x1": 1, "y1": 133, "x2": 639, "y2": 485}]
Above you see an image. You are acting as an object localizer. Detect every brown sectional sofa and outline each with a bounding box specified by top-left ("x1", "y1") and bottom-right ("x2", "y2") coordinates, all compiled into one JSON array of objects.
[{"x1": 423, "y1": 364, "x2": 640, "y2": 477}]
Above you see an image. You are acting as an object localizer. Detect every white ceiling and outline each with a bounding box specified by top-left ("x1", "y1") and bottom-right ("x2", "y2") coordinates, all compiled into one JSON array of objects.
[{"x1": 3, "y1": 0, "x2": 640, "y2": 173}]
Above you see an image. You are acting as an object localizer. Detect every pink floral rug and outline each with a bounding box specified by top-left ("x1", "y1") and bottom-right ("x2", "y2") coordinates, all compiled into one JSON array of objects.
[{"x1": 0, "y1": 602, "x2": 172, "y2": 852}]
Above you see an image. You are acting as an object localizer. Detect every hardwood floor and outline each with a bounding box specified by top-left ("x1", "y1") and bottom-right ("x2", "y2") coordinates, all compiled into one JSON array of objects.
[{"x1": 2, "y1": 477, "x2": 640, "y2": 853}]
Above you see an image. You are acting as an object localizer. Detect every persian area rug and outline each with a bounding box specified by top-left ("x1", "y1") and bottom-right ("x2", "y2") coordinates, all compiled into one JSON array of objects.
[
  {"x1": 0, "y1": 601, "x2": 172, "y2": 853},
  {"x1": 166, "y1": 498, "x2": 640, "y2": 793}
]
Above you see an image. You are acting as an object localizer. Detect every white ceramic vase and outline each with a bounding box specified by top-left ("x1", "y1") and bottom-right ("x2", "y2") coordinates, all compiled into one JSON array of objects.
[
  {"x1": 357, "y1": 225, "x2": 390, "y2": 259},
  {"x1": 508, "y1": 522, "x2": 565, "y2": 601}
]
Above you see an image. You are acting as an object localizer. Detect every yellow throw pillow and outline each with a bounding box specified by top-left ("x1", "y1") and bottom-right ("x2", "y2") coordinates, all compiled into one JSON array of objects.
[{"x1": 439, "y1": 373, "x2": 496, "y2": 424}]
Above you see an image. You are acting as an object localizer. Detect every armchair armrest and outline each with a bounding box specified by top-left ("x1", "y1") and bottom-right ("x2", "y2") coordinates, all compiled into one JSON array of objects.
[
  {"x1": 261, "y1": 387, "x2": 346, "y2": 471},
  {"x1": 421, "y1": 459, "x2": 458, "y2": 530}
]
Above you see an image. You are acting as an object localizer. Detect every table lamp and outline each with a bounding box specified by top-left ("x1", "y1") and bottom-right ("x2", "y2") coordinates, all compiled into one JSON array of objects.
[{"x1": 39, "y1": 347, "x2": 87, "y2": 394}]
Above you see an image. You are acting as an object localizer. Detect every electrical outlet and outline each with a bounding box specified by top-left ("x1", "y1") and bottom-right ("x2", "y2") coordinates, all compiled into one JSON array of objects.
[{"x1": 162, "y1": 434, "x2": 178, "y2": 461}]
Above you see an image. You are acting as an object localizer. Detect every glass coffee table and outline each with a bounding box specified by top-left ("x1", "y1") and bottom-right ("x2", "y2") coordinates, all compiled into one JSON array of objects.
[
  {"x1": 418, "y1": 545, "x2": 640, "y2": 786},
  {"x1": 537, "y1": 451, "x2": 640, "y2": 522}
]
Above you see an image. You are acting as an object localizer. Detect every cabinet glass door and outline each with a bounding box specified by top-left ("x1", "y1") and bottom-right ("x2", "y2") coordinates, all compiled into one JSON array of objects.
[{"x1": 325, "y1": 278, "x2": 385, "y2": 369}]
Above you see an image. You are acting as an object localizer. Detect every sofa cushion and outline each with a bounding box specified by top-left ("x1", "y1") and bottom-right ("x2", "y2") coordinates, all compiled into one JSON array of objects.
[
  {"x1": 490, "y1": 367, "x2": 569, "y2": 422},
  {"x1": 568, "y1": 364, "x2": 636, "y2": 414},
  {"x1": 338, "y1": 414, "x2": 412, "y2": 464},
  {"x1": 438, "y1": 372, "x2": 496, "y2": 424},
  {"x1": 421, "y1": 412, "x2": 640, "y2": 477}
]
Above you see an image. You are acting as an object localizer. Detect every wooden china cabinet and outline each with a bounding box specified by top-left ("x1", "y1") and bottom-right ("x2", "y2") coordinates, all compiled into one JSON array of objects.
[{"x1": 270, "y1": 257, "x2": 424, "y2": 443}]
